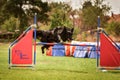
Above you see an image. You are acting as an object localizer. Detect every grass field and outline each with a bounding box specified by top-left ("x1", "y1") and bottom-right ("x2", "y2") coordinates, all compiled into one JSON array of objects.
[{"x1": 0, "y1": 43, "x2": 120, "y2": 80}]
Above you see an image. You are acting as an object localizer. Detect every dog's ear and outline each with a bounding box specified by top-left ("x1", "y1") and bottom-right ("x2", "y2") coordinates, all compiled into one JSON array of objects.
[{"x1": 71, "y1": 28, "x2": 74, "y2": 33}]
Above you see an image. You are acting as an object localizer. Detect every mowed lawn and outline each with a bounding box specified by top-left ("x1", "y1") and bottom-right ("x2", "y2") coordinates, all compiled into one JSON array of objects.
[{"x1": 0, "y1": 43, "x2": 120, "y2": 80}]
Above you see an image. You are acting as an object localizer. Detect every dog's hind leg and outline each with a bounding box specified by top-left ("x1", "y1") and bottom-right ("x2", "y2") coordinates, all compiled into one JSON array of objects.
[{"x1": 41, "y1": 46, "x2": 45, "y2": 55}]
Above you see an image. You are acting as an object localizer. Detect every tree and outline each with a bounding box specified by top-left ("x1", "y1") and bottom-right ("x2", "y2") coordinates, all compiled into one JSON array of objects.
[
  {"x1": 1, "y1": 0, "x2": 50, "y2": 32},
  {"x1": 81, "y1": 0, "x2": 111, "y2": 30},
  {"x1": 1, "y1": 16, "x2": 17, "y2": 32},
  {"x1": 49, "y1": 2, "x2": 72, "y2": 29},
  {"x1": 0, "y1": 0, "x2": 7, "y2": 26}
]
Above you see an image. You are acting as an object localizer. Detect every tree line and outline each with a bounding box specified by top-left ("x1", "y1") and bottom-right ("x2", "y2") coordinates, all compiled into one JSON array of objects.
[{"x1": 0, "y1": 0, "x2": 120, "y2": 41}]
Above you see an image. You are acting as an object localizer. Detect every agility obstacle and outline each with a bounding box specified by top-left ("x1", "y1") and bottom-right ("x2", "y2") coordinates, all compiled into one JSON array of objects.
[
  {"x1": 8, "y1": 15, "x2": 120, "y2": 70},
  {"x1": 36, "y1": 42, "x2": 95, "y2": 46},
  {"x1": 98, "y1": 30, "x2": 120, "y2": 70},
  {"x1": 97, "y1": 16, "x2": 120, "y2": 70},
  {"x1": 38, "y1": 42, "x2": 98, "y2": 58},
  {"x1": 8, "y1": 14, "x2": 37, "y2": 68}
]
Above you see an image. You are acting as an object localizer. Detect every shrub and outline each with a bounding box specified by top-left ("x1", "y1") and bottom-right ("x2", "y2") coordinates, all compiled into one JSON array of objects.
[
  {"x1": 106, "y1": 21, "x2": 120, "y2": 36},
  {"x1": 1, "y1": 16, "x2": 17, "y2": 32}
]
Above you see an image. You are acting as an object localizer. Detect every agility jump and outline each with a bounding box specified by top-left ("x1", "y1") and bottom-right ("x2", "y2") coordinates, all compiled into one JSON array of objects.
[{"x1": 8, "y1": 16, "x2": 120, "y2": 70}]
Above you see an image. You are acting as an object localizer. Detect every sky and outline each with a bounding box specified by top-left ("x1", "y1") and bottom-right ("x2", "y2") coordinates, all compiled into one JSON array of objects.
[
  {"x1": 42, "y1": 0, "x2": 120, "y2": 15},
  {"x1": 106, "y1": 0, "x2": 120, "y2": 14}
]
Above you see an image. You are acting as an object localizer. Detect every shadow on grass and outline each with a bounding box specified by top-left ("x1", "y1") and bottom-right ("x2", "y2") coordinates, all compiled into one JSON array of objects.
[
  {"x1": 37, "y1": 68, "x2": 88, "y2": 73},
  {"x1": 108, "y1": 71, "x2": 120, "y2": 74}
]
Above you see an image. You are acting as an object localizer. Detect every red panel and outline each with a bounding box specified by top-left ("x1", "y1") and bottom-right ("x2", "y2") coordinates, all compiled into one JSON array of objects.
[
  {"x1": 65, "y1": 46, "x2": 70, "y2": 56},
  {"x1": 12, "y1": 30, "x2": 33, "y2": 64},
  {"x1": 46, "y1": 46, "x2": 52, "y2": 56},
  {"x1": 100, "y1": 33, "x2": 120, "y2": 67}
]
